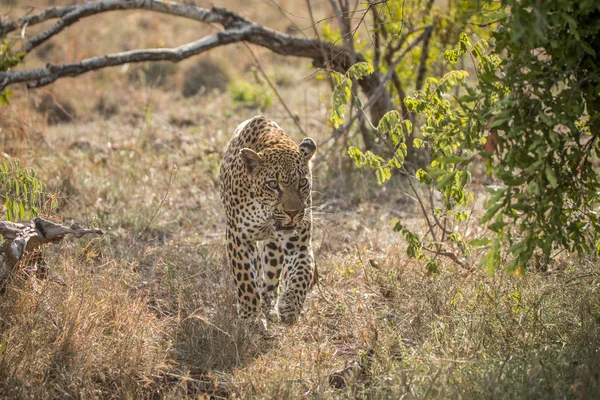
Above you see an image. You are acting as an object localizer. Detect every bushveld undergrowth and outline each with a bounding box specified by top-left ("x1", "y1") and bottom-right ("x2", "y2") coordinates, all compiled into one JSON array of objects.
[{"x1": 0, "y1": 0, "x2": 599, "y2": 398}]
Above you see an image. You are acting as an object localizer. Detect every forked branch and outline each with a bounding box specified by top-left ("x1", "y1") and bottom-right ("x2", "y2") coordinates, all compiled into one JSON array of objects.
[{"x1": 0, "y1": 0, "x2": 391, "y2": 122}]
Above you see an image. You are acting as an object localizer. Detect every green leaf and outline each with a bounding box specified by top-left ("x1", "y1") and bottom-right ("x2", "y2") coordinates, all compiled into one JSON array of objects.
[
  {"x1": 481, "y1": 202, "x2": 503, "y2": 224},
  {"x1": 435, "y1": 171, "x2": 457, "y2": 189},
  {"x1": 470, "y1": 238, "x2": 492, "y2": 247},
  {"x1": 481, "y1": 238, "x2": 501, "y2": 274},
  {"x1": 0, "y1": 336, "x2": 6, "y2": 357},
  {"x1": 403, "y1": 119, "x2": 413, "y2": 134},
  {"x1": 329, "y1": 72, "x2": 352, "y2": 128},
  {"x1": 347, "y1": 62, "x2": 374, "y2": 80},
  {"x1": 377, "y1": 110, "x2": 401, "y2": 136},
  {"x1": 439, "y1": 155, "x2": 470, "y2": 164},
  {"x1": 545, "y1": 166, "x2": 558, "y2": 188},
  {"x1": 488, "y1": 117, "x2": 508, "y2": 129},
  {"x1": 488, "y1": 220, "x2": 507, "y2": 233}
]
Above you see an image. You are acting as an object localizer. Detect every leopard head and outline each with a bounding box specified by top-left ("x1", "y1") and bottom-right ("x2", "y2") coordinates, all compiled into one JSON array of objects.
[{"x1": 240, "y1": 138, "x2": 317, "y2": 232}]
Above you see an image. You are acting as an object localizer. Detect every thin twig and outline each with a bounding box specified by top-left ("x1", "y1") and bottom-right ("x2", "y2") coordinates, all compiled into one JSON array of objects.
[
  {"x1": 306, "y1": 0, "x2": 335, "y2": 90},
  {"x1": 565, "y1": 272, "x2": 600, "y2": 285},
  {"x1": 415, "y1": 22, "x2": 433, "y2": 92},
  {"x1": 404, "y1": 166, "x2": 438, "y2": 243},
  {"x1": 242, "y1": 42, "x2": 307, "y2": 137},
  {"x1": 422, "y1": 246, "x2": 468, "y2": 269},
  {"x1": 333, "y1": 25, "x2": 434, "y2": 135}
]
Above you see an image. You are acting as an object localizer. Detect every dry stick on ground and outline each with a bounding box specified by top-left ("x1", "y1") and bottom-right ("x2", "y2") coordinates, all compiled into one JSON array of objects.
[
  {"x1": 0, "y1": 217, "x2": 103, "y2": 283},
  {"x1": 0, "y1": 0, "x2": 390, "y2": 125}
]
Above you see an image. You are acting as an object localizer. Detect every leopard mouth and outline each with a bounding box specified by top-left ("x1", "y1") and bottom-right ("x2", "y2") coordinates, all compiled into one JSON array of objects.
[{"x1": 275, "y1": 221, "x2": 297, "y2": 231}]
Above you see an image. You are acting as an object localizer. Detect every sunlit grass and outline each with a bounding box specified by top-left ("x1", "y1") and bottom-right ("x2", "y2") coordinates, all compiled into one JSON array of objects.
[{"x1": 1, "y1": 0, "x2": 599, "y2": 398}]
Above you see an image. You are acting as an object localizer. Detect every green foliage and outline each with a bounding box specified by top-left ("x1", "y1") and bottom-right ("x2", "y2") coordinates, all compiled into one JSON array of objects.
[
  {"x1": 0, "y1": 159, "x2": 46, "y2": 222},
  {"x1": 329, "y1": 62, "x2": 374, "y2": 128},
  {"x1": 392, "y1": 219, "x2": 440, "y2": 273},
  {"x1": 488, "y1": 0, "x2": 600, "y2": 271},
  {"x1": 433, "y1": 0, "x2": 600, "y2": 271},
  {"x1": 0, "y1": 38, "x2": 25, "y2": 105},
  {"x1": 337, "y1": 0, "x2": 600, "y2": 272},
  {"x1": 396, "y1": 0, "x2": 600, "y2": 272},
  {"x1": 326, "y1": 0, "x2": 495, "y2": 272},
  {"x1": 407, "y1": 68, "x2": 473, "y2": 210},
  {"x1": 228, "y1": 80, "x2": 273, "y2": 110},
  {"x1": 348, "y1": 110, "x2": 410, "y2": 184}
]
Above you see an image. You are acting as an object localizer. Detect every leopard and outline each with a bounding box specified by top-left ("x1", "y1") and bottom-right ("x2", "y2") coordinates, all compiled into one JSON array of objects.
[{"x1": 219, "y1": 115, "x2": 317, "y2": 324}]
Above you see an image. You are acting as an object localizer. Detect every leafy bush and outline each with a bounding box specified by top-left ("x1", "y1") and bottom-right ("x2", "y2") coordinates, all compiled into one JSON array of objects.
[
  {"x1": 228, "y1": 80, "x2": 272, "y2": 110},
  {"x1": 0, "y1": 159, "x2": 46, "y2": 222},
  {"x1": 335, "y1": 0, "x2": 600, "y2": 272}
]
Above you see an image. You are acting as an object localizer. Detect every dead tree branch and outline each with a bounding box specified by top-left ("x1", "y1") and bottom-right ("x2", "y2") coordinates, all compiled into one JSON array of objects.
[
  {"x1": 0, "y1": 217, "x2": 103, "y2": 282},
  {"x1": 0, "y1": 0, "x2": 391, "y2": 124}
]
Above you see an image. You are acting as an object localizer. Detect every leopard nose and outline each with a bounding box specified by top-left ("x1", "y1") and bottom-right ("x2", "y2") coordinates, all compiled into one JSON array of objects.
[{"x1": 285, "y1": 209, "x2": 299, "y2": 219}]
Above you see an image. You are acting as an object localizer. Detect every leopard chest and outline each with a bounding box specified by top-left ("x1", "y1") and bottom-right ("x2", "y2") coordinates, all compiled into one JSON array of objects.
[{"x1": 226, "y1": 196, "x2": 274, "y2": 241}]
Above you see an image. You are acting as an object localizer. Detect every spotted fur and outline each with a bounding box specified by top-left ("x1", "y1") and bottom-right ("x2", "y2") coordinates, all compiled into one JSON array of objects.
[{"x1": 219, "y1": 116, "x2": 317, "y2": 323}]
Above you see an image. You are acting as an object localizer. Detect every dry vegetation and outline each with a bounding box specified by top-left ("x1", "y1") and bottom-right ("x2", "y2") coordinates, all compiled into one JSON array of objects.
[{"x1": 1, "y1": 1, "x2": 599, "y2": 398}]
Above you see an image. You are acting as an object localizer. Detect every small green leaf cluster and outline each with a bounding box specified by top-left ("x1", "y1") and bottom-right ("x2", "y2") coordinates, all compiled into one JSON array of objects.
[
  {"x1": 392, "y1": 219, "x2": 440, "y2": 273},
  {"x1": 228, "y1": 80, "x2": 273, "y2": 110},
  {"x1": 0, "y1": 38, "x2": 25, "y2": 105},
  {"x1": 348, "y1": 110, "x2": 411, "y2": 184},
  {"x1": 329, "y1": 62, "x2": 374, "y2": 129},
  {"x1": 406, "y1": 68, "x2": 473, "y2": 206},
  {"x1": 0, "y1": 159, "x2": 46, "y2": 222}
]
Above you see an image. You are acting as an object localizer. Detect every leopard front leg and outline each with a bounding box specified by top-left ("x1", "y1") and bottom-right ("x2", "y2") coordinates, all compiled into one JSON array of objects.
[
  {"x1": 277, "y1": 226, "x2": 315, "y2": 324},
  {"x1": 226, "y1": 228, "x2": 261, "y2": 319},
  {"x1": 260, "y1": 240, "x2": 284, "y2": 317}
]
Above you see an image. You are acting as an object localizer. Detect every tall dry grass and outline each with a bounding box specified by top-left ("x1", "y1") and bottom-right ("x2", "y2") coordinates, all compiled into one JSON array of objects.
[{"x1": 1, "y1": 0, "x2": 599, "y2": 398}]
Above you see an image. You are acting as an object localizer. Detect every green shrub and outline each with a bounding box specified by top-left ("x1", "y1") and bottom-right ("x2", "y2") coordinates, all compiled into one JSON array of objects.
[
  {"x1": 228, "y1": 80, "x2": 272, "y2": 110},
  {"x1": 0, "y1": 159, "x2": 46, "y2": 222}
]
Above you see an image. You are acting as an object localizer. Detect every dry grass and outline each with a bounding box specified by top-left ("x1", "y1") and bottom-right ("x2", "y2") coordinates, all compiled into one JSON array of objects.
[{"x1": 1, "y1": 0, "x2": 599, "y2": 398}]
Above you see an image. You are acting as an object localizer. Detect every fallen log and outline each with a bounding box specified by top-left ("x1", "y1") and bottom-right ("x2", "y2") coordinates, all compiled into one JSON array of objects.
[{"x1": 0, "y1": 217, "x2": 103, "y2": 282}]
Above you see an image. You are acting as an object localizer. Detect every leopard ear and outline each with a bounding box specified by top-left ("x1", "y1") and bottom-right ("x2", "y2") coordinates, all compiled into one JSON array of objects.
[
  {"x1": 299, "y1": 138, "x2": 317, "y2": 160},
  {"x1": 240, "y1": 148, "x2": 263, "y2": 173}
]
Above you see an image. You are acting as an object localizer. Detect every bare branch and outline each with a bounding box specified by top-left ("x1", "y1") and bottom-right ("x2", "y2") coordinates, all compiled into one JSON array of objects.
[
  {"x1": 0, "y1": 1, "x2": 392, "y2": 125},
  {"x1": 422, "y1": 246, "x2": 468, "y2": 269},
  {"x1": 415, "y1": 24, "x2": 433, "y2": 91},
  {"x1": 242, "y1": 42, "x2": 307, "y2": 137},
  {"x1": 2, "y1": 33, "x2": 226, "y2": 89},
  {"x1": 306, "y1": 0, "x2": 334, "y2": 90},
  {"x1": 0, "y1": 0, "x2": 241, "y2": 38},
  {"x1": 331, "y1": 25, "x2": 435, "y2": 135}
]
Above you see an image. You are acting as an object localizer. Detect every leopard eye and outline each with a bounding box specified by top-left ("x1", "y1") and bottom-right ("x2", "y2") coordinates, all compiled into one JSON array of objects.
[
  {"x1": 299, "y1": 178, "x2": 309, "y2": 188},
  {"x1": 266, "y1": 180, "x2": 279, "y2": 190}
]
